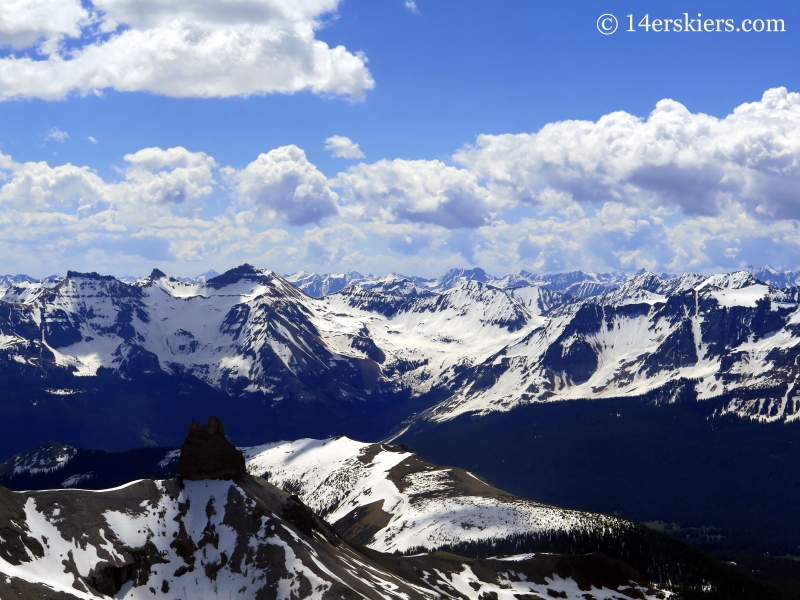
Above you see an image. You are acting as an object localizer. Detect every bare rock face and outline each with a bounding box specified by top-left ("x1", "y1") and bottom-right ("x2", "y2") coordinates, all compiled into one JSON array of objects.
[{"x1": 176, "y1": 417, "x2": 246, "y2": 481}]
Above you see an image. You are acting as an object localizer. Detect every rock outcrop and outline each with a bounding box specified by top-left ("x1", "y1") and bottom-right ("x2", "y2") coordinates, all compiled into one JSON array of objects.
[{"x1": 176, "y1": 416, "x2": 245, "y2": 481}]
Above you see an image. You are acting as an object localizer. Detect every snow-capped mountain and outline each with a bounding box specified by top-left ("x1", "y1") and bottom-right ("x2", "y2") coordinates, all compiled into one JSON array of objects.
[
  {"x1": 412, "y1": 270, "x2": 800, "y2": 425},
  {"x1": 0, "y1": 419, "x2": 677, "y2": 600},
  {"x1": 284, "y1": 270, "x2": 377, "y2": 297},
  {"x1": 747, "y1": 265, "x2": 800, "y2": 288},
  {"x1": 0, "y1": 481, "x2": 675, "y2": 600},
  {"x1": 2, "y1": 263, "x2": 800, "y2": 449},
  {"x1": 0, "y1": 274, "x2": 37, "y2": 296},
  {"x1": 1, "y1": 437, "x2": 627, "y2": 555},
  {"x1": 284, "y1": 267, "x2": 628, "y2": 298},
  {"x1": 241, "y1": 437, "x2": 619, "y2": 554},
  {"x1": 0, "y1": 274, "x2": 62, "y2": 303},
  {"x1": 0, "y1": 431, "x2": 774, "y2": 599}
]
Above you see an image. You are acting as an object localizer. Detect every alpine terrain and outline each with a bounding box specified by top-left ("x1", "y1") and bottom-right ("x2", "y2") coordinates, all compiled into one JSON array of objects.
[
  {"x1": 2, "y1": 264, "x2": 800, "y2": 586},
  {"x1": 0, "y1": 417, "x2": 692, "y2": 600}
]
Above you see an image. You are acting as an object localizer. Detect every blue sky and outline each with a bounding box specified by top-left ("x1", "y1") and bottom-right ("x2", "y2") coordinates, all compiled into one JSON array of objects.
[{"x1": 0, "y1": 0, "x2": 798, "y2": 278}]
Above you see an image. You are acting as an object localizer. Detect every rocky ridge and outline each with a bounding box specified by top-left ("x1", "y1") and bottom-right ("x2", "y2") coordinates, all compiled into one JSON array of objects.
[{"x1": 0, "y1": 418, "x2": 676, "y2": 600}]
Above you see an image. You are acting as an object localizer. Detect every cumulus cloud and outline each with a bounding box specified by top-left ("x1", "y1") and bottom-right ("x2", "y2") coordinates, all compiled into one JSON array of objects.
[
  {"x1": 454, "y1": 87, "x2": 800, "y2": 221},
  {"x1": 0, "y1": 0, "x2": 92, "y2": 49},
  {"x1": 335, "y1": 159, "x2": 499, "y2": 229},
  {"x1": 5, "y1": 89, "x2": 800, "y2": 277},
  {"x1": 0, "y1": 0, "x2": 374, "y2": 101},
  {"x1": 0, "y1": 156, "x2": 106, "y2": 211},
  {"x1": 325, "y1": 135, "x2": 365, "y2": 159},
  {"x1": 0, "y1": 146, "x2": 215, "y2": 215},
  {"x1": 120, "y1": 147, "x2": 217, "y2": 208},
  {"x1": 88, "y1": 136, "x2": 98, "y2": 144},
  {"x1": 228, "y1": 145, "x2": 339, "y2": 226}
]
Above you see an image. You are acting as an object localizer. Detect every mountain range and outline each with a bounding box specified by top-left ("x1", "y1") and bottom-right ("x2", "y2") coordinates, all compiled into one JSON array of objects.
[
  {"x1": 2, "y1": 263, "x2": 800, "y2": 588},
  {"x1": 2, "y1": 263, "x2": 800, "y2": 436},
  {"x1": 0, "y1": 426, "x2": 778, "y2": 599}
]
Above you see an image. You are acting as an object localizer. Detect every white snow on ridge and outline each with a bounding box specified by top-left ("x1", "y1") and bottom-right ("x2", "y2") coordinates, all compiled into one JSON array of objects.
[
  {"x1": 2, "y1": 265, "x2": 800, "y2": 425},
  {"x1": 0, "y1": 475, "x2": 667, "y2": 600},
  {"x1": 3, "y1": 480, "x2": 333, "y2": 600},
  {"x1": 708, "y1": 284, "x2": 770, "y2": 308},
  {"x1": 243, "y1": 437, "x2": 616, "y2": 554}
]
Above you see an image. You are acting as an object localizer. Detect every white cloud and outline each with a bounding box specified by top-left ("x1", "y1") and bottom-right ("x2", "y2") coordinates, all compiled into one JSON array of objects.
[
  {"x1": 335, "y1": 159, "x2": 500, "y2": 229},
  {"x1": 0, "y1": 156, "x2": 106, "y2": 211},
  {"x1": 325, "y1": 135, "x2": 365, "y2": 159},
  {"x1": 119, "y1": 147, "x2": 217, "y2": 209},
  {"x1": 404, "y1": 1, "x2": 420, "y2": 15},
  {"x1": 88, "y1": 136, "x2": 98, "y2": 144},
  {"x1": 454, "y1": 87, "x2": 800, "y2": 221},
  {"x1": 4, "y1": 89, "x2": 800, "y2": 277},
  {"x1": 45, "y1": 127, "x2": 69, "y2": 143},
  {"x1": 0, "y1": 0, "x2": 92, "y2": 49},
  {"x1": 0, "y1": 146, "x2": 215, "y2": 215},
  {"x1": 0, "y1": 0, "x2": 374, "y2": 101},
  {"x1": 228, "y1": 145, "x2": 339, "y2": 226}
]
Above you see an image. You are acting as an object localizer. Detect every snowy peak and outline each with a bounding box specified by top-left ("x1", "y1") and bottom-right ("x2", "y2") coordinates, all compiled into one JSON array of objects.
[
  {"x1": 242, "y1": 436, "x2": 620, "y2": 555},
  {"x1": 284, "y1": 270, "x2": 369, "y2": 297},
  {"x1": 698, "y1": 270, "x2": 763, "y2": 290},
  {"x1": 425, "y1": 280, "x2": 531, "y2": 331},
  {"x1": 748, "y1": 265, "x2": 800, "y2": 288},
  {"x1": 3, "y1": 263, "x2": 800, "y2": 434},
  {"x1": 0, "y1": 442, "x2": 76, "y2": 479},
  {"x1": 364, "y1": 274, "x2": 435, "y2": 297},
  {"x1": 184, "y1": 269, "x2": 220, "y2": 284},
  {"x1": 0, "y1": 274, "x2": 36, "y2": 298},
  {"x1": 595, "y1": 272, "x2": 665, "y2": 306},
  {"x1": 432, "y1": 267, "x2": 493, "y2": 290}
]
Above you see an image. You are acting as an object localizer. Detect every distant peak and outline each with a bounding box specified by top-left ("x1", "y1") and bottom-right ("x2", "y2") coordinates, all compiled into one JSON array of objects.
[
  {"x1": 66, "y1": 270, "x2": 116, "y2": 281},
  {"x1": 206, "y1": 264, "x2": 267, "y2": 287},
  {"x1": 149, "y1": 268, "x2": 166, "y2": 279}
]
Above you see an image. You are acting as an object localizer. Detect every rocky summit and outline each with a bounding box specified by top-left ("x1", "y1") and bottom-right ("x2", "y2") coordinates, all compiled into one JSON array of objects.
[
  {"x1": 0, "y1": 418, "x2": 689, "y2": 600},
  {"x1": 176, "y1": 416, "x2": 245, "y2": 481}
]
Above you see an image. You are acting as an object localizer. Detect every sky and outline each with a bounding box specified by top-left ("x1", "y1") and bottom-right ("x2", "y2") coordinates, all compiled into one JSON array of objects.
[{"x1": 0, "y1": 0, "x2": 799, "y2": 278}]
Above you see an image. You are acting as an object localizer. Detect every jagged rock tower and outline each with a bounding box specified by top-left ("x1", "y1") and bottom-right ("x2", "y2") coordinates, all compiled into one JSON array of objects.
[{"x1": 177, "y1": 416, "x2": 246, "y2": 481}]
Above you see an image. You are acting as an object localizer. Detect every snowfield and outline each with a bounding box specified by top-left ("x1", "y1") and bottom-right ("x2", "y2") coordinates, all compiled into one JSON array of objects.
[{"x1": 242, "y1": 437, "x2": 622, "y2": 554}]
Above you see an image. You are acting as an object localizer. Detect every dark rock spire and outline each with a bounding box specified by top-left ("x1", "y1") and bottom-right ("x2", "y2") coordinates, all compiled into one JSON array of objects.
[{"x1": 177, "y1": 417, "x2": 246, "y2": 481}]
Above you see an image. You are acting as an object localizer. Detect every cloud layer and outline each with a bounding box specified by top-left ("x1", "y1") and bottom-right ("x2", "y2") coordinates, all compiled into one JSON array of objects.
[
  {"x1": 454, "y1": 87, "x2": 800, "y2": 220},
  {"x1": 0, "y1": 0, "x2": 373, "y2": 100},
  {"x1": 3, "y1": 88, "x2": 800, "y2": 277}
]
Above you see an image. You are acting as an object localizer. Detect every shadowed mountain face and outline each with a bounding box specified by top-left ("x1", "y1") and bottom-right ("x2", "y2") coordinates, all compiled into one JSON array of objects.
[
  {"x1": 1, "y1": 265, "x2": 800, "y2": 459},
  {"x1": 0, "y1": 419, "x2": 686, "y2": 600}
]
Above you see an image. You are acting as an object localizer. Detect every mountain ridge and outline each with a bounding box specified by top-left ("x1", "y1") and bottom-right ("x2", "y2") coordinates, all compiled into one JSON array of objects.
[
  {"x1": 0, "y1": 419, "x2": 700, "y2": 600},
  {"x1": 0, "y1": 432, "x2": 780, "y2": 599}
]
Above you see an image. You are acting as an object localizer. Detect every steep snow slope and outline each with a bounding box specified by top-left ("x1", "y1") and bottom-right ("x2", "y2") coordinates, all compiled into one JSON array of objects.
[
  {"x1": 319, "y1": 280, "x2": 539, "y2": 396},
  {"x1": 241, "y1": 437, "x2": 620, "y2": 555},
  {"x1": 417, "y1": 271, "x2": 800, "y2": 424},
  {"x1": 2, "y1": 264, "x2": 800, "y2": 432},
  {"x1": 0, "y1": 476, "x2": 667, "y2": 600}
]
